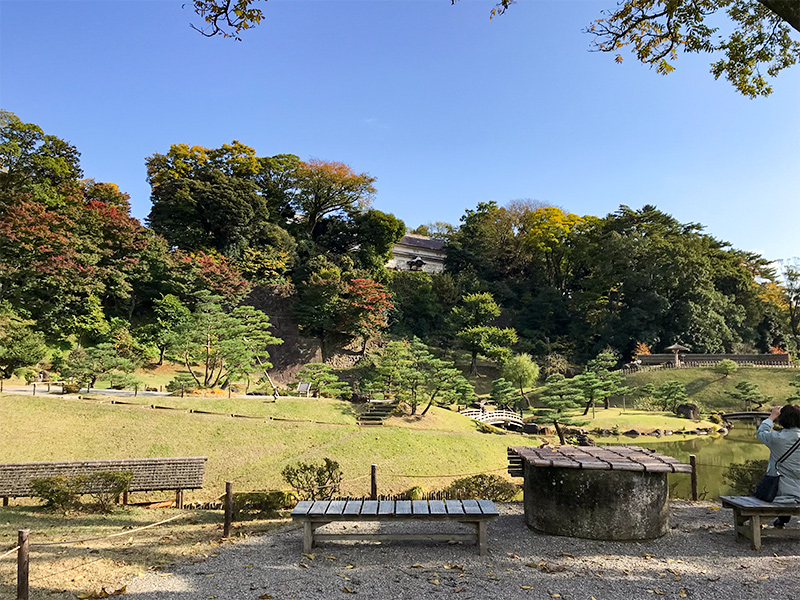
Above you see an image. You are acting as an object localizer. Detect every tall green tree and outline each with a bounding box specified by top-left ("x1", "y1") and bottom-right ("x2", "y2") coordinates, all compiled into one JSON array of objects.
[
  {"x1": 451, "y1": 292, "x2": 518, "y2": 375},
  {"x1": 174, "y1": 293, "x2": 282, "y2": 388},
  {"x1": 0, "y1": 304, "x2": 47, "y2": 379},
  {"x1": 293, "y1": 159, "x2": 375, "y2": 237},
  {"x1": 502, "y1": 353, "x2": 540, "y2": 406}
]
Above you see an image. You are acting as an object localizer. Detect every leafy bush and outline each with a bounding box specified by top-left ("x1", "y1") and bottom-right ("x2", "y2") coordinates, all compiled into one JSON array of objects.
[
  {"x1": 444, "y1": 474, "x2": 519, "y2": 502},
  {"x1": 714, "y1": 359, "x2": 739, "y2": 378},
  {"x1": 476, "y1": 422, "x2": 505, "y2": 434},
  {"x1": 13, "y1": 367, "x2": 37, "y2": 384},
  {"x1": 31, "y1": 471, "x2": 133, "y2": 513},
  {"x1": 708, "y1": 412, "x2": 723, "y2": 424},
  {"x1": 232, "y1": 490, "x2": 299, "y2": 518},
  {"x1": 405, "y1": 486, "x2": 427, "y2": 500},
  {"x1": 166, "y1": 373, "x2": 197, "y2": 393},
  {"x1": 282, "y1": 458, "x2": 343, "y2": 500},
  {"x1": 31, "y1": 475, "x2": 87, "y2": 511},
  {"x1": 724, "y1": 459, "x2": 768, "y2": 496},
  {"x1": 86, "y1": 471, "x2": 133, "y2": 513}
]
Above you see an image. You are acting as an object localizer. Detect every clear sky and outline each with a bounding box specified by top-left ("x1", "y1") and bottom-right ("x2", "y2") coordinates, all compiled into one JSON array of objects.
[{"x1": 1, "y1": 0, "x2": 798, "y2": 262}]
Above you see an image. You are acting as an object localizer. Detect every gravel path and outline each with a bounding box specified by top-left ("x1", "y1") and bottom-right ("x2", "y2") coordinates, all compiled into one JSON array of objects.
[{"x1": 125, "y1": 501, "x2": 800, "y2": 600}]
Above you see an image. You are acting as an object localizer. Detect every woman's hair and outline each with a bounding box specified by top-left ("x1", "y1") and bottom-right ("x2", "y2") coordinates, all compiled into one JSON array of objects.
[{"x1": 777, "y1": 404, "x2": 800, "y2": 429}]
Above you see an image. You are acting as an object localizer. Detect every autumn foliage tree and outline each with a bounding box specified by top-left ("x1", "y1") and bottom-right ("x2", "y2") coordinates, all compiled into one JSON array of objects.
[{"x1": 343, "y1": 278, "x2": 393, "y2": 354}]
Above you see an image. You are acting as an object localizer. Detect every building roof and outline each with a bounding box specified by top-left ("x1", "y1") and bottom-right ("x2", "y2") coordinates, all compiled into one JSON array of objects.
[{"x1": 397, "y1": 234, "x2": 446, "y2": 251}]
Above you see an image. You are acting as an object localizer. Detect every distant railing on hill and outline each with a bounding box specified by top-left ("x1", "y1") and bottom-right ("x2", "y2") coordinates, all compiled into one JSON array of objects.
[{"x1": 622, "y1": 360, "x2": 799, "y2": 375}]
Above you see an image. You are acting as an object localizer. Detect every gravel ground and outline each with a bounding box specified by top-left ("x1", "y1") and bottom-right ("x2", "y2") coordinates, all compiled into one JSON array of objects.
[{"x1": 125, "y1": 501, "x2": 800, "y2": 600}]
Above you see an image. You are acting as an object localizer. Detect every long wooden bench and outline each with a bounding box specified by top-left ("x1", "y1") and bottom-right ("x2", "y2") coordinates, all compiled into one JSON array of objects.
[
  {"x1": 291, "y1": 498, "x2": 499, "y2": 556},
  {"x1": 0, "y1": 457, "x2": 207, "y2": 508},
  {"x1": 720, "y1": 495, "x2": 800, "y2": 550}
]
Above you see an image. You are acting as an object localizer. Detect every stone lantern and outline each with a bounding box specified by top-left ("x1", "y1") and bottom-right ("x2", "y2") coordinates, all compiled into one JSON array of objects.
[{"x1": 664, "y1": 343, "x2": 690, "y2": 367}]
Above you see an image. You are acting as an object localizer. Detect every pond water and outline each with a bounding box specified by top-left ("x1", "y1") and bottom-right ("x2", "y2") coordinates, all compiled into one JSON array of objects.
[{"x1": 603, "y1": 422, "x2": 770, "y2": 500}]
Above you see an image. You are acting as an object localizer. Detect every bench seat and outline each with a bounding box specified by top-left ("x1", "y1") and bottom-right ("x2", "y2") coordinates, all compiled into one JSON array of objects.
[
  {"x1": 720, "y1": 495, "x2": 800, "y2": 550},
  {"x1": 291, "y1": 499, "x2": 499, "y2": 556}
]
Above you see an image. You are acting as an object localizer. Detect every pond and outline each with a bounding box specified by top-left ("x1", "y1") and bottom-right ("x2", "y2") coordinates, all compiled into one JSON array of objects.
[{"x1": 605, "y1": 422, "x2": 769, "y2": 500}]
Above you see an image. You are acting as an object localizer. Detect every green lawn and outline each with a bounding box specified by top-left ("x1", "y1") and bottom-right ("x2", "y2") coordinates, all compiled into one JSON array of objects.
[
  {"x1": 622, "y1": 366, "x2": 800, "y2": 412},
  {"x1": 0, "y1": 394, "x2": 517, "y2": 501}
]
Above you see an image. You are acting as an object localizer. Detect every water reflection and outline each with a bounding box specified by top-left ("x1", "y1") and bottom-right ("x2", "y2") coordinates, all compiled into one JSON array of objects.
[{"x1": 604, "y1": 423, "x2": 769, "y2": 500}]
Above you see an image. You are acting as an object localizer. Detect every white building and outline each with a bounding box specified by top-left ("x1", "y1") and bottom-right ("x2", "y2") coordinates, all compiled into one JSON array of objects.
[{"x1": 386, "y1": 234, "x2": 446, "y2": 274}]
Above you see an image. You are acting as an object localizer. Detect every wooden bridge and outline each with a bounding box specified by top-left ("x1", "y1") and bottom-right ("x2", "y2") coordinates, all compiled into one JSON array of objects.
[
  {"x1": 721, "y1": 412, "x2": 770, "y2": 421},
  {"x1": 459, "y1": 408, "x2": 524, "y2": 428}
]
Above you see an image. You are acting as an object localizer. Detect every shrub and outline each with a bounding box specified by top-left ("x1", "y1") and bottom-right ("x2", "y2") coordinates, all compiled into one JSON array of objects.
[
  {"x1": 108, "y1": 373, "x2": 141, "y2": 390},
  {"x1": 31, "y1": 475, "x2": 87, "y2": 511},
  {"x1": 476, "y1": 422, "x2": 505, "y2": 434},
  {"x1": 62, "y1": 383, "x2": 81, "y2": 394},
  {"x1": 282, "y1": 458, "x2": 343, "y2": 501},
  {"x1": 86, "y1": 471, "x2": 133, "y2": 513},
  {"x1": 232, "y1": 490, "x2": 299, "y2": 518},
  {"x1": 13, "y1": 367, "x2": 37, "y2": 384},
  {"x1": 714, "y1": 359, "x2": 739, "y2": 378},
  {"x1": 724, "y1": 459, "x2": 768, "y2": 495},
  {"x1": 166, "y1": 373, "x2": 197, "y2": 393},
  {"x1": 444, "y1": 474, "x2": 519, "y2": 502},
  {"x1": 708, "y1": 413, "x2": 723, "y2": 425},
  {"x1": 405, "y1": 486, "x2": 427, "y2": 500}
]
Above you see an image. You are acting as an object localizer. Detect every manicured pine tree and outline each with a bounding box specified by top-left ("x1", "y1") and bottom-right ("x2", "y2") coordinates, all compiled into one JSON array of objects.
[{"x1": 535, "y1": 374, "x2": 587, "y2": 444}]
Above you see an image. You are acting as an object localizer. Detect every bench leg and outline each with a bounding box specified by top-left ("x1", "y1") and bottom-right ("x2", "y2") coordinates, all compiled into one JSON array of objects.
[
  {"x1": 733, "y1": 509, "x2": 746, "y2": 544},
  {"x1": 477, "y1": 521, "x2": 488, "y2": 557},
  {"x1": 750, "y1": 514, "x2": 762, "y2": 551},
  {"x1": 175, "y1": 489, "x2": 183, "y2": 509},
  {"x1": 303, "y1": 521, "x2": 314, "y2": 554}
]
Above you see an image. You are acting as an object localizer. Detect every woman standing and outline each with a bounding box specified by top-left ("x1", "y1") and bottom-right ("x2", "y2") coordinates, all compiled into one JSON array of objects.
[{"x1": 756, "y1": 404, "x2": 800, "y2": 527}]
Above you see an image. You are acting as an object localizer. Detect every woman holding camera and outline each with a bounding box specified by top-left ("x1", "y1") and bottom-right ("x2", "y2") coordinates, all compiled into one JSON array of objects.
[{"x1": 756, "y1": 404, "x2": 800, "y2": 527}]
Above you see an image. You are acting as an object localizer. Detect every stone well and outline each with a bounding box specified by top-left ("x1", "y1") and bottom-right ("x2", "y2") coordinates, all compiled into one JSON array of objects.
[{"x1": 510, "y1": 445, "x2": 691, "y2": 541}]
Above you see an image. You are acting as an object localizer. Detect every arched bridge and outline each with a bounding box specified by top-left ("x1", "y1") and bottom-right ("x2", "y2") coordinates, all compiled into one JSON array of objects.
[
  {"x1": 459, "y1": 408, "x2": 525, "y2": 428},
  {"x1": 721, "y1": 412, "x2": 770, "y2": 421}
]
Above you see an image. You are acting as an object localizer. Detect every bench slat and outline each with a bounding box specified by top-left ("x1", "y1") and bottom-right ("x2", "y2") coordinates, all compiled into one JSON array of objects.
[
  {"x1": 361, "y1": 500, "x2": 379, "y2": 515},
  {"x1": 396, "y1": 500, "x2": 412, "y2": 515},
  {"x1": 462, "y1": 500, "x2": 481, "y2": 514},
  {"x1": 413, "y1": 500, "x2": 429, "y2": 515},
  {"x1": 291, "y1": 500, "x2": 314, "y2": 516},
  {"x1": 343, "y1": 500, "x2": 362, "y2": 515},
  {"x1": 379, "y1": 500, "x2": 395, "y2": 515},
  {"x1": 309, "y1": 501, "x2": 329, "y2": 515},
  {"x1": 445, "y1": 500, "x2": 464, "y2": 514},
  {"x1": 429, "y1": 500, "x2": 446, "y2": 514},
  {"x1": 477, "y1": 500, "x2": 499, "y2": 515},
  {"x1": 326, "y1": 500, "x2": 346, "y2": 515}
]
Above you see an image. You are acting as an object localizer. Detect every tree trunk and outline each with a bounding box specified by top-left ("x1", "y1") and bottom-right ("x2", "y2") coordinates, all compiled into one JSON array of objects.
[
  {"x1": 184, "y1": 354, "x2": 203, "y2": 387},
  {"x1": 582, "y1": 398, "x2": 593, "y2": 416},
  {"x1": 553, "y1": 420, "x2": 566, "y2": 445},
  {"x1": 470, "y1": 350, "x2": 479, "y2": 376},
  {"x1": 759, "y1": 0, "x2": 800, "y2": 32},
  {"x1": 518, "y1": 384, "x2": 529, "y2": 407},
  {"x1": 158, "y1": 346, "x2": 165, "y2": 366}
]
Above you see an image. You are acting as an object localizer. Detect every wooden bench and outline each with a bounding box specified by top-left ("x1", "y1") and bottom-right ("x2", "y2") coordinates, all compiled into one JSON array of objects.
[
  {"x1": 291, "y1": 498, "x2": 499, "y2": 556},
  {"x1": 0, "y1": 457, "x2": 207, "y2": 508},
  {"x1": 720, "y1": 495, "x2": 800, "y2": 550}
]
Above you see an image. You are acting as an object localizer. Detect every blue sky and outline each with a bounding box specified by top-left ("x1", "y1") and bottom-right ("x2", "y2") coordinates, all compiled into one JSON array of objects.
[{"x1": 2, "y1": 0, "x2": 798, "y2": 262}]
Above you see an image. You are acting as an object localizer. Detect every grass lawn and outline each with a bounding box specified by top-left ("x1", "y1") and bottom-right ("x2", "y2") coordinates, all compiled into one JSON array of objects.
[
  {"x1": 622, "y1": 366, "x2": 800, "y2": 412},
  {"x1": 0, "y1": 394, "x2": 517, "y2": 500}
]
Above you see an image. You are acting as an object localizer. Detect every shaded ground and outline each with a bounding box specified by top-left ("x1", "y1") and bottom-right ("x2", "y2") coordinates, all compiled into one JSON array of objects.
[{"x1": 122, "y1": 501, "x2": 800, "y2": 600}]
